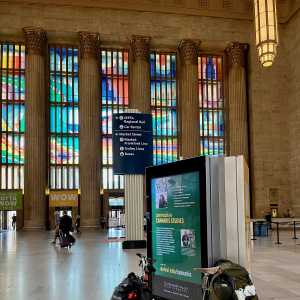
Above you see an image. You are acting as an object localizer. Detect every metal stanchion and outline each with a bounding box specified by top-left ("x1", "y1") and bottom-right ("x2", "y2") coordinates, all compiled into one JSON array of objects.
[
  {"x1": 293, "y1": 221, "x2": 298, "y2": 240},
  {"x1": 274, "y1": 222, "x2": 282, "y2": 245},
  {"x1": 251, "y1": 221, "x2": 257, "y2": 241}
]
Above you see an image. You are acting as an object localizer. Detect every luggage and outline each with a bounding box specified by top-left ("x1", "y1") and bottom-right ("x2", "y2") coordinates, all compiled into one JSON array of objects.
[
  {"x1": 210, "y1": 260, "x2": 258, "y2": 300},
  {"x1": 111, "y1": 272, "x2": 152, "y2": 300},
  {"x1": 59, "y1": 230, "x2": 75, "y2": 248}
]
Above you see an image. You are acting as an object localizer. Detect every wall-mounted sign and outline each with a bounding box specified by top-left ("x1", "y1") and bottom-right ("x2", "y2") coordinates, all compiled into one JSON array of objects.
[
  {"x1": 112, "y1": 113, "x2": 153, "y2": 174},
  {"x1": 0, "y1": 190, "x2": 22, "y2": 211},
  {"x1": 49, "y1": 190, "x2": 78, "y2": 207}
]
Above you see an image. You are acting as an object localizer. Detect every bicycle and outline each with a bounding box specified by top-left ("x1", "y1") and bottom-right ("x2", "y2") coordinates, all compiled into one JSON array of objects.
[
  {"x1": 136, "y1": 253, "x2": 155, "y2": 289},
  {"x1": 111, "y1": 254, "x2": 155, "y2": 300}
]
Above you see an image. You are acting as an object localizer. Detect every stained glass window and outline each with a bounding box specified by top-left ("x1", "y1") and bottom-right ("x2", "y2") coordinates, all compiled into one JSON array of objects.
[
  {"x1": 150, "y1": 52, "x2": 177, "y2": 165},
  {"x1": 49, "y1": 45, "x2": 79, "y2": 189},
  {"x1": 198, "y1": 55, "x2": 225, "y2": 155},
  {"x1": 101, "y1": 49, "x2": 129, "y2": 190},
  {"x1": 0, "y1": 43, "x2": 25, "y2": 189}
]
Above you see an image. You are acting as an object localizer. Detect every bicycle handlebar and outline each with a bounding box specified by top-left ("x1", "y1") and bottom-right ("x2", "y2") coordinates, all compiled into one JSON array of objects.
[{"x1": 193, "y1": 266, "x2": 220, "y2": 275}]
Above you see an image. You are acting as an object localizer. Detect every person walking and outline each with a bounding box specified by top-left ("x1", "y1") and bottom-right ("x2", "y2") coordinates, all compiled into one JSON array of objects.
[
  {"x1": 59, "y1": 210, "x2": 75, "y2": 245},
  {"x1": 75, "y1": 215, "x2": 80, "y2": 233},
  {"x1": 52, "y1": 210, "x2": 60, "y2": 244},
  {"x1": 12, "y1": 215, "x2": 17, "y2": 230}
]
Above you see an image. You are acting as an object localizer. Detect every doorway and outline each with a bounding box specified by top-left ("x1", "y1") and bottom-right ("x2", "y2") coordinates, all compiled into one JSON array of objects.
[
  {"x1": 108, "y1": 197, "x2": 125, "y2": 228},
  {"x1": 58, "y1": 209, "x2": 72, "y2": 218},
  {"x1": 0, "y1": 211, "x2": 17, "y2": 231}
]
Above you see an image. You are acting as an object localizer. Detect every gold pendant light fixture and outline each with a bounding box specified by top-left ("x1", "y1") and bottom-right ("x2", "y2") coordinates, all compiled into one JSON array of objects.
[{"x1": 254, "y1": 0, "x2": 279, "y2": 67}]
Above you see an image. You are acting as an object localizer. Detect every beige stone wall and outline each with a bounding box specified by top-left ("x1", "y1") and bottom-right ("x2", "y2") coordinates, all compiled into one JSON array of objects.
[
  {"x1": 285, "y1": 10, "x2": 300, "y2": 216},
  {"x1": 0, "y1": 0, "x2": 296, "y2": 218},
  {"x1": 0, "y1": 1, "x2": 252, "y2": 46},
  {"x1": 248, "y1": 26, "x2": 290, "y2": 217}
]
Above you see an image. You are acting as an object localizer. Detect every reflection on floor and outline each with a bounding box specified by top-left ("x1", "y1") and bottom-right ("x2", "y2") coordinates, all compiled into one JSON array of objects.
[
  {"x1": 0, "y1": 229, "x2": 300, "y2": 300},
  {"x1": 107, "y1": 227, "x2": 126, "y2": 239},
  {"x1": 252, "y1": 230, "x2": 300, "y2": 300}
]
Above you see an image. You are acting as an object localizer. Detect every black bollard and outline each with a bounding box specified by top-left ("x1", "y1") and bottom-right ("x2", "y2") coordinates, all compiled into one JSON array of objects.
[
  {"x1": 275, "y1": 222, "x2": 282, "y2": 245},
  {"x1": 251, "y1": 222, "x2": 257, "y2": 241},
  {"x1": 293, "y1": 221, "x2": 298, "y2": 240}
]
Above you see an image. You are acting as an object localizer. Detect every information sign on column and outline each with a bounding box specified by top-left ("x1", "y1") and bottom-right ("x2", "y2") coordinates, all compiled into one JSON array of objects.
[{"x1": 112, "y1": 113, "x2": 153, "y2": 175}]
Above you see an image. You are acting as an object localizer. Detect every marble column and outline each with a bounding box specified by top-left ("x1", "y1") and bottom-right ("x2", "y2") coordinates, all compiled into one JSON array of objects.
[
  {"x1": 226, "y1": 42, "x2": 249, "y2": 162},
  {"x1": 23, "y1": 27, "x2": 47, "y2": 229},
  {"x1": 127, "y1": 36, "x2": 151, "y2": 234},
  {"x1": 179, "y1": 39, "x2": 200, "y2": 158},
  {"x1": 78, "y1": 32, "x2": 101, "y2": 228},
  {"x1": 130, "y1": 36, "x2": 151, "y2": 113}
]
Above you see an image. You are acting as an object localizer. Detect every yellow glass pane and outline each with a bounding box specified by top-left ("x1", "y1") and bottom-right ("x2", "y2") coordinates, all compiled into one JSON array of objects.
[
  {"x1": 262, "y1": 43, "x2": 268, "y2": 54},
  {"x1": 256, "y1": 30, "x2": 260, "y2": 45},
  {"x1": 254, "y1": 0, "x2": 259, "y2": 16},
  {"x1": 260, "y1": 13, "x2": 266, "y2": 27},
  {"x1": 261, "y1": 26, "x2": 267, "y2": 41},
  {"x1": 268, "y1": 12, "x2": 274, "y2": 26},
  {"x1": 269, "y1": 26, "x2": 275, "y2": 40},
  {"x1": 259, "y1": 0, "x2": 266, "y2": 12},
  {"x1": 258, "y1": 46, "x2": 262, "y2": 56}
]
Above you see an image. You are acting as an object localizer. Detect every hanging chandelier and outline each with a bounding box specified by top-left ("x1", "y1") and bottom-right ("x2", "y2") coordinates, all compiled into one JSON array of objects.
[{"x1": 254, "y1": 0, "x2": 279, "y2": 67}]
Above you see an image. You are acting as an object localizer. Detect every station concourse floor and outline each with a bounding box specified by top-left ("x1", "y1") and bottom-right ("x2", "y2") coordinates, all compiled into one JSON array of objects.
[{"x1": 1, "y1": 229, "x2": 300, "y2": 300}]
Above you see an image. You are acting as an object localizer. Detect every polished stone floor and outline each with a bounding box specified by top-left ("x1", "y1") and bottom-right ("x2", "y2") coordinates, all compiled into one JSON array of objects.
[{"x1": 0, "y1": 229, "x2": 300, "y2": 300}]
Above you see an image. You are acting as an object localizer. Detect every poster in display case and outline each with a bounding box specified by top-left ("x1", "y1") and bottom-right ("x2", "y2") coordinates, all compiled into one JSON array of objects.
[{"x1": 146, "y1": 157, "x2": 208, "y2": 300}]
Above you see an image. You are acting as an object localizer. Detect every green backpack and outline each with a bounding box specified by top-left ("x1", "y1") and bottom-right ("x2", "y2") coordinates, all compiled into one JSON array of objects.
[{"x1": 209, "y1": 260, "x2": 258, "y2": 300}]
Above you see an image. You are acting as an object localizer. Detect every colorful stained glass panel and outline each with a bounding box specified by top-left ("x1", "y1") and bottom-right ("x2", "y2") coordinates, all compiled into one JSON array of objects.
[
  {"x1": 0, "y1": 43, "x2": 25, "y2": 189},
  {"x1": 150, "y1": 52, "x2": 177, "y2": 165},
  {"x1": 101, "y1": 49, "x2": 129, "y2": 190},
  {"x1": 198, "y1": 55, "x2": 225, "y2": 156},
  {"x1": 49, "y1": 45, "x2": 79, "y2": 189}
]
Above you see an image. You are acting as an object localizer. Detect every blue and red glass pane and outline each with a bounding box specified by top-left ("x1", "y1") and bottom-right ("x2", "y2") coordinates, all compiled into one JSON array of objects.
[
  {"x1": 0, "y1": 43, "x2": 25, "y2": 189},
  {"x1": 198, "y1": 56, "x2": 224, "y2": 156},
  {"x1": 101, "y1": 49, "x2": 129, "y2": 190},
  {"x1": 199, "y1": 111, "x2": 224, "y2": 137},
  {"x1": 49, "y1": 46, "x2": 79, "y2": 189},
  {"x1": 150, "y1": 52, "x2": 177, "y2": 165},
  {"x1": 49, "y1": 47, "x2": 79, "y2": 103},
  {"x1": 50, "y1": 136, "x2": 79, "y2": 165},
  {"x1": 50, "y1": 106, "x2": 79, "y2": 133}
]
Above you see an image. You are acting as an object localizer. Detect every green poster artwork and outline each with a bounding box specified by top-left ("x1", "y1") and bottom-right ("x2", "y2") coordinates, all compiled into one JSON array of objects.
[
  {"x1": 151, "y1": 171, "x2": 201, "y2": 285},
  {"x1": 0, "y1": 191, "x2": 22, "y2": 210}
]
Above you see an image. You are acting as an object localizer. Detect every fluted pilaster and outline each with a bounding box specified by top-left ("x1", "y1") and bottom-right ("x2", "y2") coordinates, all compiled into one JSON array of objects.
[
  {"x1": 226, "y1": 42, "x2": 249, "y2": 162},
  {"x1": 79, "y1": 32, "x2": 101, "y2": 228},
  {"x1": 23, "y1": 27, "x2": 47, "y2": 229},
  {"x1": 179, "y1": 39, "x2": 200, "y2": 158},
  {"x1": 130, "y1": 35, "x2": 151, "y2": 113}
]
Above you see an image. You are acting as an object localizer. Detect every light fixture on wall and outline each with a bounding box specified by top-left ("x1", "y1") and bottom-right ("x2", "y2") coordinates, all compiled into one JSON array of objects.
[{"x1": 254, "y1": 0, "x2": 279, "y2": 67}]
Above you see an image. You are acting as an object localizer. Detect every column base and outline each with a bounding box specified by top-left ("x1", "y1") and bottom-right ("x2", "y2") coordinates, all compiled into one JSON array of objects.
[
  {"x1": 81, "y1": 218, "x2": 99, "y2": 229},
  {"x1": 122, "y1": 240, "x2": 146, "y2": 249},
  {"x1": 23, "y1": 220, "x2": 46, "y2": 230}
]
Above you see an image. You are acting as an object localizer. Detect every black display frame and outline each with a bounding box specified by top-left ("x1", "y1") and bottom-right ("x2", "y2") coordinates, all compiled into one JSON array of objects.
[{"x1": 146, "y1": 156, "x2": 208, "y2": 300}]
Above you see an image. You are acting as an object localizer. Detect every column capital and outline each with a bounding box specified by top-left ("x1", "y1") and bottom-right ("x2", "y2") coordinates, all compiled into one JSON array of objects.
[
  {"x1": 226, "y1": 42, "x2": 248, "y2": 68},
  {"x1": 23, "y1": 27, "x2": 47, "y2": 55},
  {"x1": 79, "y1": 31, "x2": 100, "y2": 59},
  {"x1": 131, "y1": 35, "x2": 151, "y2": 61},
  {"x1": 179, "y1": 39, "x2": 200, "y2": 65}
]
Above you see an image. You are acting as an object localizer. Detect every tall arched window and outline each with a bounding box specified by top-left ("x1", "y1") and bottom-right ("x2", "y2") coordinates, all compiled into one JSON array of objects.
[
  {"x1": 150, "y1": 52, "x2": 178, "y2": 165},
  {"x1": 198, "y1": 55, "x2": 224, "y2": 155},
  {"x1": 101, "y1": 49, "x2": 129, "y2": 190},
  {"x1": 0, "y1": 43, "x2": 25, "y2": 189},
  {"x1": 49, "y1": 45, "x2": 79, "y2": 189}
]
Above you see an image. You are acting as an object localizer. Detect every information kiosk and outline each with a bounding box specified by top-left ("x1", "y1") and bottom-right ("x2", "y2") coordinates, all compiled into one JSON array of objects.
[
  {"x1": 146, "y1": 157, "x2": 208, "y2": 300},
  {"x1": 146, "y1": 155, "x2": 250, "y2": 300}
]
